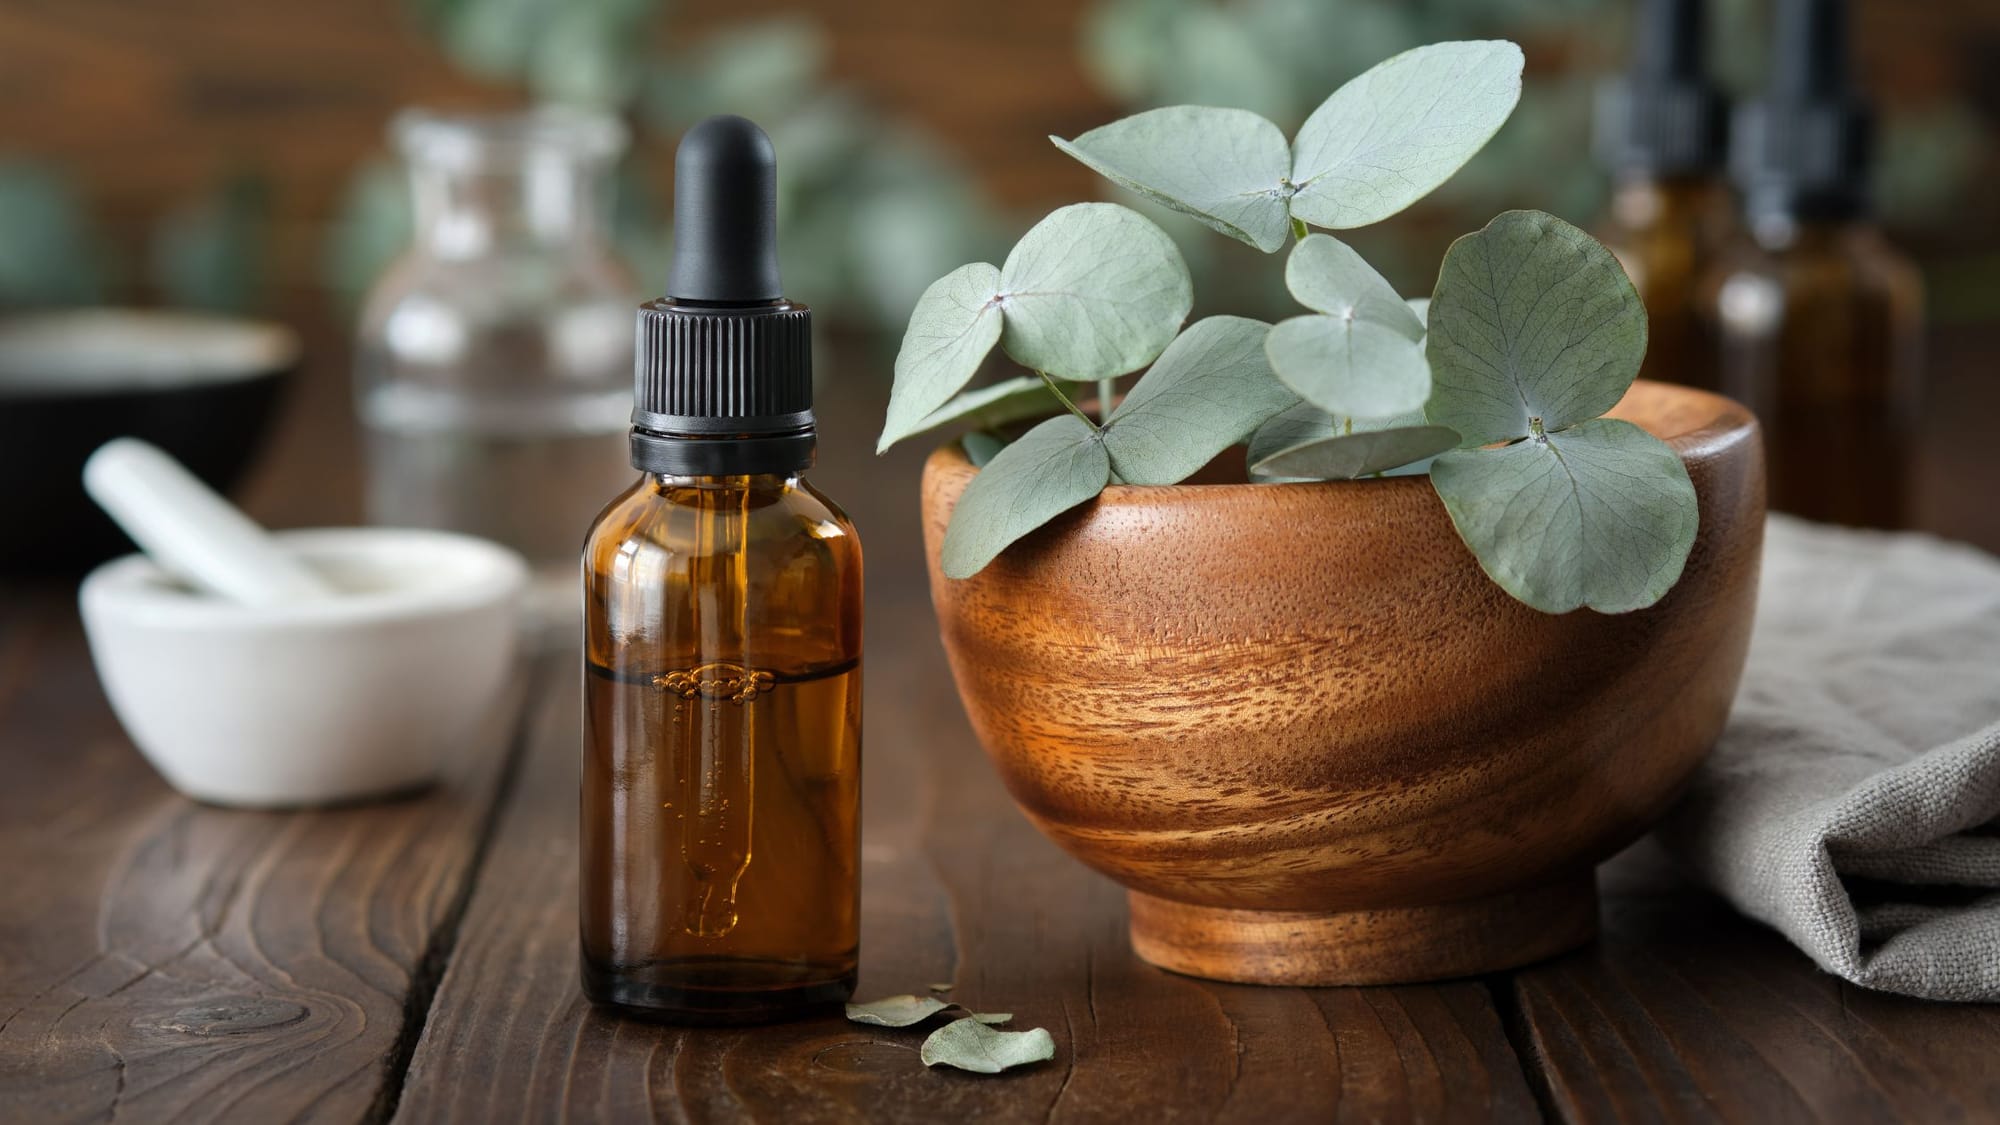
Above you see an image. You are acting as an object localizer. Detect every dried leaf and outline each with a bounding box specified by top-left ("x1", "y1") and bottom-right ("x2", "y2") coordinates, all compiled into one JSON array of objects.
[
  {"x1": 844, "y1": 994, "x2": 951, "y2": 1027},
  {"x1": 919, "y1": 1017, "x2": 1057, "y2": 1074}
]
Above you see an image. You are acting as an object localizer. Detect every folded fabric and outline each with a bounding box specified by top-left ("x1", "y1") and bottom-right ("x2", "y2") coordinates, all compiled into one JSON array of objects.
[{"x1": 1655, "y1": 515, "x2": 2000, "y2": 1002}]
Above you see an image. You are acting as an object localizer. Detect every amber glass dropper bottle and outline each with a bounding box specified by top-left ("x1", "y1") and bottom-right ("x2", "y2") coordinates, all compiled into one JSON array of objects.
[
  {"x1": 580, "y1": 115, "x2": 863, "y2": 1023},
  {"x1": 1701, "y1": 0, "x2": 1922, "y2": 526},
  {"x1": 1593, "y1": 0, "x2": 1734, "y2": 389}
]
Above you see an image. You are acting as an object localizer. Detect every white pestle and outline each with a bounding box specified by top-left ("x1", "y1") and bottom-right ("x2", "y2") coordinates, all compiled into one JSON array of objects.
[{"x1": 83, "y1": 438, "x2": 338, "y2": 606}]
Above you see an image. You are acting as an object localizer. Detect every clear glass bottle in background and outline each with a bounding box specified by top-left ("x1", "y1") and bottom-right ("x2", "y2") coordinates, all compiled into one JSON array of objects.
[
  {"x1": 356, "y1": 108, "x2": 640, "y2": 617},
  {"x1": 1700, "y1": 0, "x2": 1923, "y2": 528},
  {"x1": 1593, "y1": 0, "x2": 1735, "y2": 390}
]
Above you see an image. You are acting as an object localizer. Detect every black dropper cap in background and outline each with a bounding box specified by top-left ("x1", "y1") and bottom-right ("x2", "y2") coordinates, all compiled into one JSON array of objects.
[
  {"x1": 1730, "y1": 0, "x2": 1875, "y2": 225},
  {"x1": 1593, "y1": 0, "x2": 1730, "y2": 178},
  {"x1": 630, "y1": 114, "x2": 815, "y2": 478}
]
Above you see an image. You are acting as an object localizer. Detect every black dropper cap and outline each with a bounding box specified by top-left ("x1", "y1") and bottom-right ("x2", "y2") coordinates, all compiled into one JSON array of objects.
[
  {"x1": 630, "y1": 114, "x2": 814, "y2": 477},
  {"x1": 1593, "y1": 0, "x2": 1730, "y2": 177},
  {"x1": 1730, "y1": 0, "x2": 1875, "y2": 223}
]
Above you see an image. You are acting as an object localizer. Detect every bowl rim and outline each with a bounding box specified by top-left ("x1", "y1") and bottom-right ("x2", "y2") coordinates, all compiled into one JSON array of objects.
[
  {"x1": 927, "y1": 379, "x2": 1756, "y2": 506},
  {"x1": 0, "y1": 308, "x2": 301, "y2": 399},
  {"x1": 79, "y1": 528, "x2": 530, "y2": 632}
]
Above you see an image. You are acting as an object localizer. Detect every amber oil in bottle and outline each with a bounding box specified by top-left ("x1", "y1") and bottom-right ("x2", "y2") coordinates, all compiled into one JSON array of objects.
[{"x1": 580, "y1": 116, "x2": 862, "y2": 1023}]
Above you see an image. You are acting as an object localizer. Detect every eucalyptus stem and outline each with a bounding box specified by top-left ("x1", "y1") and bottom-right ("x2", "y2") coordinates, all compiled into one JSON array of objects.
[
  {"x1": 1291, "y1": 216, "x2": 1309, "y2": 242},
  {"x1": 1037, "y1": 371, "x2": 1099, "y2": 431},
  {"x1": 1096, "y1": 378, "x2": 1116, "y2": 425}
]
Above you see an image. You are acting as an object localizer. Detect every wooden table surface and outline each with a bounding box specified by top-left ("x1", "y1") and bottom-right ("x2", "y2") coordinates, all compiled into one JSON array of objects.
[{"x1": 3, "y1": 324, "x2": 1999, "y2": 1123}]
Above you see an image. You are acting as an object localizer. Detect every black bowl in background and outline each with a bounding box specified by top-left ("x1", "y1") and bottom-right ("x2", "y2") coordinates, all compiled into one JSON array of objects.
[{"x1": 0, "y1": 309, "x2": 299, "y2": 575}]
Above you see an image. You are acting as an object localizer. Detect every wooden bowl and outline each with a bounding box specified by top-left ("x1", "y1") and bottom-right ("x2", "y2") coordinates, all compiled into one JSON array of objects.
[{"x1": 920, "y1": 380, "x2": 1764, "y2": 986}]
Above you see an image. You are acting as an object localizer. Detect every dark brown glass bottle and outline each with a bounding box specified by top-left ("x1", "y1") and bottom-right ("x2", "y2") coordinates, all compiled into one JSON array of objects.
[
  {"x1": 1700, "y1": 0, "x2": 1923, "y2": 527},
  {"x1": 581, "y1": 470, "x2": 861, "y2": 1022},
  {"x1": 580, "y1": 115, "x2": 862, "y2": 1022},
  {"x1": 1602, "y1": 176, "x2": 1736, "y2": 388},
  {"x1": 1703, "y1": 216, "x2": 1921, "y2": 526},
  {"x1": 1592, "y1": 0, "x2": 1734, "y2": 390}
]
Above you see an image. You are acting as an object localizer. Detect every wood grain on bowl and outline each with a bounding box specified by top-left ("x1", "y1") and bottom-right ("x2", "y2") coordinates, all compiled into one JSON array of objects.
[{"x1": 920, "y1": 380, "x2": 1765, "y2": 985}]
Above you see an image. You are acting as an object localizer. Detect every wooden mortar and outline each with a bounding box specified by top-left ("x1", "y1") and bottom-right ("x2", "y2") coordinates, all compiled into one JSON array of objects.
[{"x1": 919, "y1": 380, "x2": 1765, "y2": 985}]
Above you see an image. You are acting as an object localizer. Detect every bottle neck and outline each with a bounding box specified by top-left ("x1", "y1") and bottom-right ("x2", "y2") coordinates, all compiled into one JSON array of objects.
[
  {"x1": 408, "y1": 155, "x2": 610, "y2": 258},
  {"x1": 1743, "y1": 206, "x2": 1872, "y2": 253},
  {"x1": 1608, "y1": 171, "x2": 1722, "y2": 230},
  {"x1": 629, "y1": 425, "x2": 817, "y2": 477},
  {"x1": 651, "y1": 472, "x2": 798, "y2": 491}
]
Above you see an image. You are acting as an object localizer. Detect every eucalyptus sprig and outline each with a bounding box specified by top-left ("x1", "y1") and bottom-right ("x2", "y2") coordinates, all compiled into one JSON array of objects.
[
  {"x1": 879, "y1": 39, "x2": 1700, "y2": 616},
  {"x1": 1053, "y1": 40, "x2": 1523, "y2": 251}
]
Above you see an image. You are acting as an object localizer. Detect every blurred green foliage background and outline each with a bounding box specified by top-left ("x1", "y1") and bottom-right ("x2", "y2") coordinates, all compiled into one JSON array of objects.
[{"x1": 0, "y1": 0, "x2": 1989, "y2": 334}]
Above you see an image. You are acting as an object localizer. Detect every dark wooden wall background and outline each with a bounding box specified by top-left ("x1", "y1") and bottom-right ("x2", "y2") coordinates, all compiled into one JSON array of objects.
[
  {"x1": 2, "y1": 0, "x2": 1998, "y2": 302},
  {"x1": 2, "y1": 0, "x2": 1996, "y2": 544}
]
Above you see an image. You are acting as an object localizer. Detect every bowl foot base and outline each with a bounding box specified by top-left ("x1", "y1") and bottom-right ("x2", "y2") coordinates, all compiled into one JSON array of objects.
[{"x1": 1127, "y1": 873, "x2": 1599, "y2": 986}]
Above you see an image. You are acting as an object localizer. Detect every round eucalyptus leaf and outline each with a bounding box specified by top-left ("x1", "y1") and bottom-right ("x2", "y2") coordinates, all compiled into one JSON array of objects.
[
  {"x1": 1101, "y1": 315, "x2": 1295, "y2": 485},
  {"x1": 904, "y1": 374, "x2": 1082, "y2": 447},
  {"x1": 1288, "y1": 40, "x2": 1524, "y2": 230},
  {"x1": 1266, "y1": 236, "x2": 1428, "y2": 417},
  {"x1": 1429, "y1": 417, "x2": 1697, "y2": 614},
  {"x1": 1248, "y1": 403, "x2": 1440, "y2": 480},
  {"x1": 1052, "y1": 106, "x2": 1294, "y2": 253},
  {"x1": 881, "y1": 262, "x2": 1003, "y2": 452},
  {"x1": 1283, "y1": 234, "x2": 1418, "y2": 323},
  {"x1": 941, "y1": 414, "x2": 1110, "y2": 579},
  {"x1": 996, "y1": 203, "x2": 1192, "y2": 382},
  {"x1": 920, "y1": 1017, "x2": 1057, "y2": 1074},
  {"x1": 1253, "y1": 424, "x2": 1460, "y2": 480},
  {"x1": 1425, "y1": 210, "x2": 1648, "y2": 448},
  {"x1": 1248, "y1": 401, "x2": 1337, "y2": 472},
  {"x1": 844, "y1": 994, "x2": 950, "y2": 1027},
  {"x1": 1265, "y1": 313, "x2": 1428, "y2": 420},
  {"x1": 961, "y1": 431, "x2": 1005, "y2": 468}
]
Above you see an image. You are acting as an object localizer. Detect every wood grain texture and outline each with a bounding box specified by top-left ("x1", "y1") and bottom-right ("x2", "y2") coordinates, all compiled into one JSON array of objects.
[
  {"x1": 0, "y1": 592, "x2": 529, "y2": 1124},
  {"x1": 7, "y1": 332, "x2": 2000, "y2": 1120},
  {"x1": 392, "y1": 576, "x2": 1535, "y2": 1123},
  {"x1": 1127, "y1": 875, "x2": 1599, "y2": 987},
  {"x1": 920, "y1": 381, "x2": 1766, "y2": 985},
  {"x1": 1511, "y1": 847, "x2": 2000, "y2": 1124}
]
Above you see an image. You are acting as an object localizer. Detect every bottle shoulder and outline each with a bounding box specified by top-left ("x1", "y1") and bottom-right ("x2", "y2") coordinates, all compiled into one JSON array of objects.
[
  {"x1": 584, "y1": 474, "x2": 862, "y2": 574},
  {"x1": 584, "y1": 473, "x2": 861, "y2": 668},
  {"x1": 1702, "y1": 223, "x2": 1923, "y2": 319}
]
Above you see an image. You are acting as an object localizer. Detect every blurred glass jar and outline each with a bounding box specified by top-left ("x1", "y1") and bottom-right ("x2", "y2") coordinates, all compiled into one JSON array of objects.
[{"x1": 356, "y1": 108, "x2": 639, "y2": 615}]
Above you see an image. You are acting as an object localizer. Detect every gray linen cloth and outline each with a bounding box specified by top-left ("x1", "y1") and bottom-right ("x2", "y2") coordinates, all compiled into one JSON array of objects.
[{"x1": 1655, "y1": 515, "x2": 2000, "y2": 1002}]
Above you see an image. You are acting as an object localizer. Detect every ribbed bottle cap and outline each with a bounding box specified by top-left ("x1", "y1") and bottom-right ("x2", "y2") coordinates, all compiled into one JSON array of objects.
[
  {"x1": 629, "y1": 116, "x2": 815, "y2": 476},
  {"x1": 632, "y1": 300, "x2": 813, "y2": 435},
  {"x1": 1592, "y1": 0, "x2": 1729, "y2": 177},
  {"x1": 1730, "y1": 0, "x2": 1874, "y2": 222}
]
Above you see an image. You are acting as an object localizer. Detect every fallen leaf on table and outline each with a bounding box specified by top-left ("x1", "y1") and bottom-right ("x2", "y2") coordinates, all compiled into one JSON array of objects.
[{"x1": 919, "y1": 1017, "x2": 1057, "y2": 1074}]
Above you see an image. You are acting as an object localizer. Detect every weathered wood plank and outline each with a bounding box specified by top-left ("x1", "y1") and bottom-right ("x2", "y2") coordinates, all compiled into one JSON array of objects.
[
  {"x1": 0, "y1": 603, "x2": 530, "y2": 1124},
  {"x1": 392, "y1": 574, "x2": 1536, "y2": 1123},
  {"x1": 1510, "y1": 846, "x2": 2000, "y2": 1124}
]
